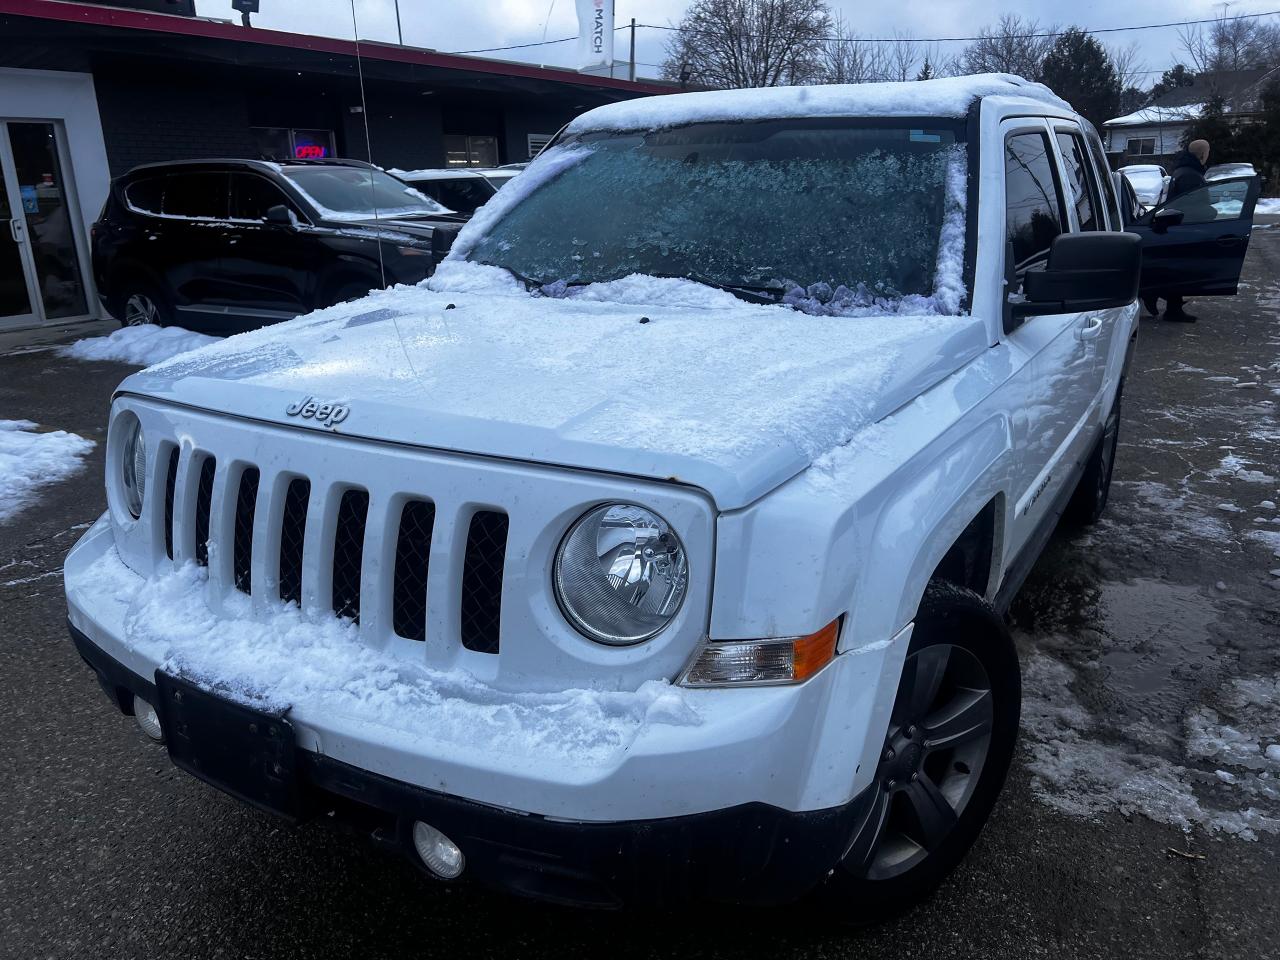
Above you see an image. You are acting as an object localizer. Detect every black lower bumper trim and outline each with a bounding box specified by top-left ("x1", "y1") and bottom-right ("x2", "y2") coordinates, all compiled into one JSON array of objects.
[{"x1": 68, "y1": 619, "x2": 870, "y2": 908}]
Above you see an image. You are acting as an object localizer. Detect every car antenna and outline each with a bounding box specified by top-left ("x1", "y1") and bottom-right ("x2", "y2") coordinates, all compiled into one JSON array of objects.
[
  {"x1": 349, "y1": 0, "x2": 423, "y2": 383},
  {"x1": 349, "y1": 0, "x2": 386, "y2": 292}
]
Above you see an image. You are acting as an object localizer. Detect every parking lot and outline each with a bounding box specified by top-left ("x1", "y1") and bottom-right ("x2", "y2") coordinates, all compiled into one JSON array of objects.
[{"x1": 1, "y1": 217, "x2": 1277, "y2": 958}]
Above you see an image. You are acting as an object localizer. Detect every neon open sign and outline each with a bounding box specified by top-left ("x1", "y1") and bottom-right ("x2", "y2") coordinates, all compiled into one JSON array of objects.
[{"x1": 295, "y1": 144, "x2": 327, "y2": 159}]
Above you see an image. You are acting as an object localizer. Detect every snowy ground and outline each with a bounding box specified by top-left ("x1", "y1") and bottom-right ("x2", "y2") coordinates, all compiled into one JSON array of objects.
[
  {"x1": 61, "y1": 324, "x2": 218, "y2": 366},
  {"x1": 0, "y1": 420, "x2": 94, "y2": 524},
  {"x1": 1010, "y1": 268, "x2": 1280, "y2": 846},
  {"x1": 1257, "y1": 198, "x2": 1280, "y2": 215}
]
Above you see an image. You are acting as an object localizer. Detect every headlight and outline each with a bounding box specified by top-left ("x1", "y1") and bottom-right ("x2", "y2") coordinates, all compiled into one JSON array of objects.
[
  {"x1": 553, "y1": 503, "x2": 688, "y2": 645},
  {"x1": 119, "y1": 413, "x2": 146, "y2": 518}
]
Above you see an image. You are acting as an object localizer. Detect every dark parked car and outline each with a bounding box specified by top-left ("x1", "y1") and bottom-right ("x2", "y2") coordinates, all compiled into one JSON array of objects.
[
  {"x1": 92, "y1": 158, "x2": 464, "y2": 333},
  {"x1": 1120, "y1": 169, "x2": 1262, "y2": 300}
]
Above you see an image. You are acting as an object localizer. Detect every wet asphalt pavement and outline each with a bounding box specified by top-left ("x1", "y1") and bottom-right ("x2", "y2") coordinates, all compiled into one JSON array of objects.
[{"x1": 2, "y1": 220, "x2": 1279, "y2": 959}]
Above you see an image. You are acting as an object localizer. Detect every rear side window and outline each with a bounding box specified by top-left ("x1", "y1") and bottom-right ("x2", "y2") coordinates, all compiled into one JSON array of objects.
[
  {"x1": 124, "y1": 178, "x2": 163, "y2": 215},
  {"x1": 163, "y1": 172, "x2": 229, "y2": 220},
  {"x1": 1055, "y1": 132, "x2": 1102, "y2": 232},
  {"x1": 1086, "y1": 135, "x2": 1119, "y2": 229},
  {"x1": 1004, "y1": 132, "x2": 1064, "y2": 272},
  {"x1": 230, "y1": 173, "x2": 295, "y2": 222}
]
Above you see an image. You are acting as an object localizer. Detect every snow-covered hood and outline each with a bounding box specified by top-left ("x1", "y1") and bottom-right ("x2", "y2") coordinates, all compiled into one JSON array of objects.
[{"x1": 119, "y1": 267, "x2": 989, "y2": 510}]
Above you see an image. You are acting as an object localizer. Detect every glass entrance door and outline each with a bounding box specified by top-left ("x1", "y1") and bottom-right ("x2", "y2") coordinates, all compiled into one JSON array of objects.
[
  {"x1": 0, "y1": 131, "x2": 40, "y2": 329},
  {"x1": 1, "y1": 121, "x2": 89, "y2": 323}
]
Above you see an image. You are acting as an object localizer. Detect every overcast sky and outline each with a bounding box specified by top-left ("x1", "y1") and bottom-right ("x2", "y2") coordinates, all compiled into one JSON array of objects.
[{"x1": 193, "y1": 0, "x2": 1276, "y2": 87}]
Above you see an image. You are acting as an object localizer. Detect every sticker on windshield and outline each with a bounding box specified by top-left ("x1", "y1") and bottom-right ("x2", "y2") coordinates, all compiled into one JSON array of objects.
[{"x1": 910, "y1": 130, "x2": 942, "y2": 143}]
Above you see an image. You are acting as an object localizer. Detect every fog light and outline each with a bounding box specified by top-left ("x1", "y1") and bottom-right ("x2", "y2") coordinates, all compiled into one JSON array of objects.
[
  {"x1": 133, "y1": 695, "x2": 163, "y2": 741},
  {"x1": 412, "y1": 821, "x2": 464, "y2": 879}
]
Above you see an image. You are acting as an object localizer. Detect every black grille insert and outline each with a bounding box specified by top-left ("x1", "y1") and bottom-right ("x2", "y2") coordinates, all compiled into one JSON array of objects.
[
  {"x1": 163, "y1": 447, "x2": 179, "y2": 560},
  {"x1": 232, "y1": 468, "x2": 260, "y2": 593},
  {"x1": 392, "y1": 500, "x2": 435, "y2": 641},
  {"x1": 278, "y1": 478, "x2": 310, "y2": 606},
  {"x1": 193, "y1": 456, "x2": 216, "y2": 566},
  {"x1": 331, "y1": 489, "x2": 370, "y2": 622},
  {"x1": 460, "y1": 510, "x2": 508, "y2": 654}
]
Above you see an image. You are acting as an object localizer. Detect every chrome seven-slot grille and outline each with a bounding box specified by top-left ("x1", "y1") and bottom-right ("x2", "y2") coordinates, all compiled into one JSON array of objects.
[{"x1": 159, "y1": 446, "x2": 509, "y2": 654}]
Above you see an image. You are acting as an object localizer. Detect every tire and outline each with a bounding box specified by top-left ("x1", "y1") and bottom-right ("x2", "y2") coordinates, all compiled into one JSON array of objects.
[
  {"x1": 1066, "y1": 383, "x2": 1122, "y2": 526},
  {"x1": 113, "y1": 280, "x2": 171, "y2": 328},
  {"x1": 817, "y1": 581, "x2": 1020, "y2": 924}
]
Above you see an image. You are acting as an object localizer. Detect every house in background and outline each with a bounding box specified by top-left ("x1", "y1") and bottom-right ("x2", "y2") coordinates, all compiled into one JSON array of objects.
[{"x1": 1103, "y1": 67, "x2": 1273, "y2": 170}]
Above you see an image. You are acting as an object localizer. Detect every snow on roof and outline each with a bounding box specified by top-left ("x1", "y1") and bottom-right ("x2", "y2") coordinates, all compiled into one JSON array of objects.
[
  {"x1": 1105, "y1": 103, "x2": 1205, "y2": 127},
  {"x1": 566, "y1": 73, "x2": 1071, "y2": 134}
]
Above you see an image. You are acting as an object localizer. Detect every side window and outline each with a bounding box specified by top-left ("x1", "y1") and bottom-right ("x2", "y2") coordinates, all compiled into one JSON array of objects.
[
  {"x1": 162, "y1": 172, "x2": 229, "y2": 220},
  {"x1": 124, "y1": 178, "x2": 162, "y2": 215},
  {"x1": 1055, "y1": 132, "x2": 1102, "y2": 232},
  {"x1": 1004, "y1": 131, "x2": 1064, "y2": 275},
  {"x1": 1165, "y1": 180, "x2": 1250, "y2": 225},
  {"x1": 230, "y1": 173, "x2": 295, "y2": 222},
  {"x1": 1086, "y1": 134, "x2": 1119, "y2": 229}
]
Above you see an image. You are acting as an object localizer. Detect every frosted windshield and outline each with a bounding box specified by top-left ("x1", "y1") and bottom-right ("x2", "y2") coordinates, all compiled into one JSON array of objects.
[{"x1": 468, "y1": 121, "x2": 966, "y2": 308}]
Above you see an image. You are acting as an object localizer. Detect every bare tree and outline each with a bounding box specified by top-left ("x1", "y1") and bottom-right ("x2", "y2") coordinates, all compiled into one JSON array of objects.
[
  {"x1": 1108, "y1": 41, "x2": 1146, "y2": 93},
  {"x1": 662, "y1": 0, "x2": 833, "y2": 88},
  {"x1": 959, "y1": 14, "x2": 1058, "y2": 79},
  {"x1": 815, "y1": 15, "x2": 886, "y2": 83},
  {"x1": 883, "y1": 31, "x2": 921, "y2": 82},
  {"x1": 1179, "y1": 15, "x2": 1280, "y2": 73}
]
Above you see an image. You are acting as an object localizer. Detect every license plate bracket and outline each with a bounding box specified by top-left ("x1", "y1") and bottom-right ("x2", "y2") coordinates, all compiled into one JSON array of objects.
[{"x1": 155, "y1": 672, "x2": 303, "y2": 822}]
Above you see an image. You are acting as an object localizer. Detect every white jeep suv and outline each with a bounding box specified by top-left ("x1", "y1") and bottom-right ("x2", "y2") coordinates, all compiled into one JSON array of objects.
[{"x1": 64, "y1": 74, "x2": 1140, "y2": 917}]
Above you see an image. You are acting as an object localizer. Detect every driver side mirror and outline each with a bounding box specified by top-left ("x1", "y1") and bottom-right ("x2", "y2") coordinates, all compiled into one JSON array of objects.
[
  {"x1": 1012, "y1": 232, "x2": 1142, "y2": 319},
  {"x1": 265, "y1": 204, "x2": 294, "y2": 227},
  {"x1": 1151, "y1": 207, "x2": 1184, "y2": 233}
]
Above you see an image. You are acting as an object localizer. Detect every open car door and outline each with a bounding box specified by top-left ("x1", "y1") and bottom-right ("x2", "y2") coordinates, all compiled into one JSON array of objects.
[{"x1": 1125, "y1": 174, "x2": 1261, "y2": 298}]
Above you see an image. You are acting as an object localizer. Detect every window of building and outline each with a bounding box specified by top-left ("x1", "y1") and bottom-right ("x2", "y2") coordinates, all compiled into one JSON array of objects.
[
  {"x1": 444, "y1": 135, "x2": 499, "y2": 167},
  {"x1": 1004, "y1": 131, "x2": 1064, "y2": 274},
  {"x1": 526, "y1": 133, "x2": 553, "y2": 159},
  {"x1": 1055, "y1": 131, "x2": 1102, "y2": 231},
  {"x1": 1126, "y1": 137, "x2": 1156, "y2": 156},
  {"x1": 251, "y1": 127, "x2": 337, "y2": 161},
  {"x1": 162, "y1": 172, "x2": 229, "y2": 219}
]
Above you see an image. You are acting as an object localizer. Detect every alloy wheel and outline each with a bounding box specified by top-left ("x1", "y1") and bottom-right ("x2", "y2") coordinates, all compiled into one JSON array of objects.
[
  {"x1": 124, "y1": 293, "x2": 159, "y2": 326},
  {"x1": 842, "y1": 643, "x2": 994, "y2": 880}
]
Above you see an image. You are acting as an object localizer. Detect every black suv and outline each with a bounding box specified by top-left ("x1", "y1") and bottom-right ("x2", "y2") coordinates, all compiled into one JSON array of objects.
[{"x1": 92, "y1": 159, "x2": 465, "y2": 333}]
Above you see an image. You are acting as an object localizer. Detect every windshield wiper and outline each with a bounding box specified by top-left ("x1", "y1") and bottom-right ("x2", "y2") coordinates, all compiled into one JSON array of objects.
[{"x1": 556, "y1": 272, "x2": 786, "y2": 305}]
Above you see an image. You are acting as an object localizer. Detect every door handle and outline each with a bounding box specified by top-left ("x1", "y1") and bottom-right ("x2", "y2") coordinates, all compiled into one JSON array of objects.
[
  {"x1": 5, "y1": 218, "x2": 23, "y2": 243},
  {"x1": 1075, "y1": 315, "x2": 1104, "y2": 341}
]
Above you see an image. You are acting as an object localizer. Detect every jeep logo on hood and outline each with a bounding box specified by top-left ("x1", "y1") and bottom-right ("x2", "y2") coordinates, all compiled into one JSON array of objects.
[{"x1": 285, "y1": 396, "x2": 350, "y2": 429}]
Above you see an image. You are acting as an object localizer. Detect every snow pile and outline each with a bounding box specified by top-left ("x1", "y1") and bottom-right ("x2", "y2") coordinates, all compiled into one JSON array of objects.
[
  {"x1": 1258, "y1": 198, "x2": 1280, "y2": 215},
  {"x1": 78, "y1": 547, "x2": 700, "y2": 768},
  {"x1": 0, "y1": 420, "x2": 94, "y2": 523},
  {"x1": 1021, "y1": 651, "x2": 1280, "y2": 841},
  {"x1": 566, "y1": 74, "x2": 1070, "y2": 135},
  {"x1": 62, "y1": 325, "x2": 218, "y2": 366}
]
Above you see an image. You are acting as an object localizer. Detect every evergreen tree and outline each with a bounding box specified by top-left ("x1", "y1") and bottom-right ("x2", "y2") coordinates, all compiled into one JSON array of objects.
[
  {"x1": 1149, "y1": 64, "x2": 1196, "y2": 101},
  {"x1": 915, "y1": 57, "x2": 934, "y2": 81},
  {"x1": 1181, "y1": 95, "x2": 1238, "y2": 160},
  {"x1": 1038, "y1": 28, "x2": 1122, "y2": 130}
]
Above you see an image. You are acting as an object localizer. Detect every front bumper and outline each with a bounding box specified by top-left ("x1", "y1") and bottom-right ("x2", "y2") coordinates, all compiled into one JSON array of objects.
[{"x1": 71, "y1": 622, "x2": 874, "y2": 907}]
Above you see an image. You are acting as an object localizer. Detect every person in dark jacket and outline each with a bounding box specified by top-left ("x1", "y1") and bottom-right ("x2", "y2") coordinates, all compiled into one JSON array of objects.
[{"x1": 1142, "y1": 139, "x2": 1210, "y2": 322}]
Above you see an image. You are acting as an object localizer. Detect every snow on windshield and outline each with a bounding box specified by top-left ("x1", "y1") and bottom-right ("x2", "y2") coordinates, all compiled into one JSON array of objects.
[{"x1": 455, "y1": 123, "x2": 970, "y2": 318}]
